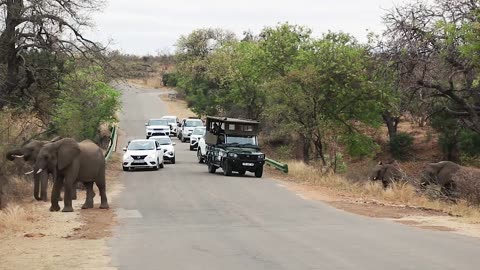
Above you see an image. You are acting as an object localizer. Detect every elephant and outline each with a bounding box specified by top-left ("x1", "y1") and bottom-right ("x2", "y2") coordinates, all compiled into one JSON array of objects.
[
  {"x1": 421, "y1": 161, "x2": 461, "y2": 192},
  {"x1": 370, "y1": 160, "x2": 404, "y2": 188},
  {"x1": 34, "y1": 138, "x2": 109, "y2": 212},
  {"x1": 5, "y1": 136, "x2": 62, "y2": 201}
]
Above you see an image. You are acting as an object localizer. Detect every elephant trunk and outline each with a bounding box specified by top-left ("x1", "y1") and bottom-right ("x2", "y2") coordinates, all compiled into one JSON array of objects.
[{"x1": 33, "y1": 166, "x2": 49, "y2": 201}]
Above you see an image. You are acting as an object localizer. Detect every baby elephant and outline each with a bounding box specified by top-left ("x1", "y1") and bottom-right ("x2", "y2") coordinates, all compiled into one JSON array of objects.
[{"x1": 370, "y1": 160, "x2": 404, "y2": 188}]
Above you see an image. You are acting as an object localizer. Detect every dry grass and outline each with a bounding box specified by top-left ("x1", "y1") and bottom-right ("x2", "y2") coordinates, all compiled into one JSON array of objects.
[
  {"x1": 0, "y1": 204, "x2": 38, "y2": 234},
  {"x1": 128, "y1": 75, "x2": 163, "y2": 89},
  {"x1": 283, "y1": 160, "x2": 480, "y2": 223}
]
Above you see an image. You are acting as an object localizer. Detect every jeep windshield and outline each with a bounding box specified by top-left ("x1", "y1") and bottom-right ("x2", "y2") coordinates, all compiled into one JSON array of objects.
[
  {"x1": 149, "y1": 120, "x2": 168, "y2": 126},
  {"x1": 225, "y1": 135, "x2": 258, "y2": 147}
]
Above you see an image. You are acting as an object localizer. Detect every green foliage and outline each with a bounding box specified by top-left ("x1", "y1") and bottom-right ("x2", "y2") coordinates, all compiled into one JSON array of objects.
[
  {"x1": 459, "y1": 129, "x2": 480, "y2": 158},
  {"x1": 342, "y1": 133, "x2": 380, "y2": 158},
  {"x1": 162, "y1": 73, "x2": 178, "y2": 87},
  {"x1": 389, "y1": 132, "x2": 414, "y2": 160},
  {"x1": 53, "y1": 66, "x2": 120, "y2": 141}
]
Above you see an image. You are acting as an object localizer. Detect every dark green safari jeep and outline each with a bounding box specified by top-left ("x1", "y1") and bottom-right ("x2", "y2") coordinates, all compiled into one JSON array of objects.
[{"x1": 205, "y1": 116, "x2": 265, "y2": 177}]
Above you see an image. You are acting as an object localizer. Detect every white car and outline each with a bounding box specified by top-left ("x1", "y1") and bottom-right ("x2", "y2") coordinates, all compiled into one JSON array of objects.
[
  {"x1": 161, "y1": 115, "x2": 180, "y2": 136},
  {"x1": 189, "y1": 127, "x2": 206, "y2": 151},
  {"x1": 197, "y1": 135, "x2": 207, "y2": 163},
  {"x1": 145, "y1": 119, "x2": 170, "y2": 138},
  {"x1": 150, "y1": 135, "x2": 176, "y2": 164},
  {"x1": 178, "y1": 118, "x2": 204, "y2": 143},
  {"x1": 122, "y1": 139, "x2": 164, "y2": 171}
]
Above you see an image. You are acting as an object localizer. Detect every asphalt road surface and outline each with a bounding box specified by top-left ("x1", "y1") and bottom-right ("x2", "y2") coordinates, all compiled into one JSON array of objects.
[{"x1": 109, "y1": 84, "x2": 480, "y2": 270}]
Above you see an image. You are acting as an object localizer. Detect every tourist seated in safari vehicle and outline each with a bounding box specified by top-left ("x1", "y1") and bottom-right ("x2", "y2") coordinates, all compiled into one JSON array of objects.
[{"x1": 204, "y1": 116, "x2": 265, "y2": 178}]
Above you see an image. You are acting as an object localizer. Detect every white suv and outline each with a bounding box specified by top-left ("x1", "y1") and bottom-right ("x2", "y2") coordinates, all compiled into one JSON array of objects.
[
  {"x1": 189, "y1": 127, "x2": 206, "y2": 151},
  {"x1": 161, "y1": 115, "x2": 179, "y2": 136},
  {"x1": 150, "y1": 135, "x2": 176, "y2": 164},
  {"x1": 122, "y1": 139, "x2": 164, "y2": 171},
  {"x1": 178, "y1": 118, "x2": 204, "y2": 143},
  {"x1": 145, "y1": 119, "x2": 170, "y2": 139}
]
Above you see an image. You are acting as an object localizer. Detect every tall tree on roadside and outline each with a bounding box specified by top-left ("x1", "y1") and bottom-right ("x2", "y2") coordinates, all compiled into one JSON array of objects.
[{"x1": 0, "y1": 0, "x2": 106, "y2": 109}]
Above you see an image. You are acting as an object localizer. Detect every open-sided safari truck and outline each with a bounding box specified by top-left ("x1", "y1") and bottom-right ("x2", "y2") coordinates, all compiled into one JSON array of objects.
[{"x1": 204, "y1": 116, "x2": 265, "y2": 177}]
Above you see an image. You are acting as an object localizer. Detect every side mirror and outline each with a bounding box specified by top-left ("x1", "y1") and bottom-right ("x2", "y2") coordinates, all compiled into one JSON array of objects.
[
  {"x1": 156, "y1": 146, "x2": 162, "y2": 150},
  {"x1": 172, "y1": 142, "x2": 176, "y2": 146},
  {"x1": 123, "y1": 147, "x2": 127, "y2": 151}
]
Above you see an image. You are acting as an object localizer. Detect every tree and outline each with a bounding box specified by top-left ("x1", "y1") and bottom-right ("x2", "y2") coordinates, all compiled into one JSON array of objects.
[
  {"x1": 0, "y1": 0, "x2": 106, "y2": 109},
  {"x1": 383, "y1": 0, "x2": 480, "y2": 134}
]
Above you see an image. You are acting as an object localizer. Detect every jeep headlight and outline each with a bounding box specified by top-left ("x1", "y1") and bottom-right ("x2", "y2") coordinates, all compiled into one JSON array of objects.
[
  {"x1": 228, "y1": 153, "x2": 238, "y2": 158},
  {"x1": 258, "y1": 154, "x2": 265, "y2": 160}
]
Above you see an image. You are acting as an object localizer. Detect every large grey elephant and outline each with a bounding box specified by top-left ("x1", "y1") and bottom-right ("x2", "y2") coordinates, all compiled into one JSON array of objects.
[
  {"x1": 370, "y1": 160, "x2": 404, "y2": 188},
  {"x1": 421, "y1": 161, "x2": 461, "y2": 192},
  {"x1": 5, "y1": 137, "x2": 62, "y2": 201},
  {"x1": 34, "y1": 138, "x2": 109, "y2": 212}
]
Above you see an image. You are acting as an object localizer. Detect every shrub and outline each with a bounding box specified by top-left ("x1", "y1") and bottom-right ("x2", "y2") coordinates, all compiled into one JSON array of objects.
[
  {"x1": 454, "y1": 168, "x2": 480, "y2": 206},
  {"x1": 162, "y1": 72, "x2": 178, "y2": 87},
  {"x1": 343, "y1": 133, "x2": 380, "y2": 158},
  {"x1": 389, "y1": 132, "x2": 414, "y2": 160}
]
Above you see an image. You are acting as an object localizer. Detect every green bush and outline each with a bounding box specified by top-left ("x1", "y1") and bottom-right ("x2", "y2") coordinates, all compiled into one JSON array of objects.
[
  {"x1": 162, "y1": 73, "x2": 178, "y2": 87},
  {"x1": 342, "y1": 133, "x2": 379, "y2": 158},
  {"x1": 389, "y1": 132, "x2": 414, "y2": 160},
  {"x1": 53, "y1": 67, "x2": 120, "y2": 141},
  {"x1": 459, "y1": 129, "x2": 480, "y2": 157}
]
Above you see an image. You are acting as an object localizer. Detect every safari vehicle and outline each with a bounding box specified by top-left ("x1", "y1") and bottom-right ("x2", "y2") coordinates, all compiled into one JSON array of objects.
[{"x1": 204, "y1": 116, "x2": 265, "y2": 178}]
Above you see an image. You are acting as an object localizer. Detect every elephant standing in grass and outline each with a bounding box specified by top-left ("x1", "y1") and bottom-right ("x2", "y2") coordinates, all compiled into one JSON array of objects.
[
  {"x1": 35, "y1": 138, "x2": 109, "y2": 212},
  {"x1": 5, "y1": 137, "x2": 62, "y2": 201},
  {"x1": 370, "y1": 160, "x2": 404, "y2": 188},
  {"x1": 421, "y1": 161, "x2": 461, "y2": 193}
]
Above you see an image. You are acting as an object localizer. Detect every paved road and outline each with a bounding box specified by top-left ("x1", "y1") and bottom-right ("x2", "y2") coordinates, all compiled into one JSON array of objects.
[{"x1": 109, "y1": 84, "x2": 480, "y2": 270}]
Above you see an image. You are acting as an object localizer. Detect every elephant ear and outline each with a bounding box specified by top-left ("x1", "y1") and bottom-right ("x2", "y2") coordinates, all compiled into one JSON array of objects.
[{"x1": 57, "y1": 139, "x2": 80, "y2": 170}]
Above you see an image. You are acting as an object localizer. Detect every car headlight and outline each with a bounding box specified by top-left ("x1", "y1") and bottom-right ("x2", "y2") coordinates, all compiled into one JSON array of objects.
[
  {"x1": 123, "y1": 154, "x2": 133, "y2": 161},
  {"x1": 147, "y1": 154, "x2": 156, "y2": 159},
  {"x1": 228, "y1": 153, "x2": 238, "y2": 158},
  {"x1": 258, "y1": 154, "x2": 265, "y2": 160},
  {"x1": 168, "y1": 151, "x2": 174, "y2": 155}
]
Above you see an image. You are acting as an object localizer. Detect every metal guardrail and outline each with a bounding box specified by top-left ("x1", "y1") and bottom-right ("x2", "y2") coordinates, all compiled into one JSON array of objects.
[
  {"x1": 265, "y1": 158, "x2": 288, "y2": 174},
  {"x1": 104, "y1": 125, "x2": 118, "y2": 161}
]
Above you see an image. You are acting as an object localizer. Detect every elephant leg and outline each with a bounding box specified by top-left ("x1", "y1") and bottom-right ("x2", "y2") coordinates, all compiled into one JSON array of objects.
[
  {"x1": 96, "y1": 173, "x2": 109, "y2": 209},
  {"x1": 71, "y1": 181, "x2": 78, "y2": 200},
  {"x1": 62, "y1": 177, "x2": 75, "y2": 212},
  {"x1": 50, "y1": 176, "x2": 63, "y2": 212},
  {"x1": 81, "y1": 182, "x2": 95, "y2": 209}
]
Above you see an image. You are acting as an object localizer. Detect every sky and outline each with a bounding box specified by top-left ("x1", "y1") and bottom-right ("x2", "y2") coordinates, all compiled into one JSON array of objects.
[{"x1": 89, "y1": 0, "x2": 407, "y2": 56}]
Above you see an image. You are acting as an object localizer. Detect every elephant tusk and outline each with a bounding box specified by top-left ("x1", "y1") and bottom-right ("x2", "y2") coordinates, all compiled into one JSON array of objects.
[
  {"x1": 25, "y1": 170, "x2": 34, "y2": 175},
  {"x1": 13, "y1": 155, "x2": 24, "y2": 158},
  {"x1": 36, "y1": 168, "x2": 43, "y2": 174}
]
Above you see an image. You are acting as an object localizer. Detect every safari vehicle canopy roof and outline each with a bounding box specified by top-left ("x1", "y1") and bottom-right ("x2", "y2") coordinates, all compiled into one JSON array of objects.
[{"x1": 205, "y1": 116, "x2": 260, "y2": 136}]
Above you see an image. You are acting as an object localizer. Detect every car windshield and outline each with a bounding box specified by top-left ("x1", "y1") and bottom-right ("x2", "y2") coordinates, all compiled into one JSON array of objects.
[
  {"x1": 225, "y1": 135, "x2": 258, "y2": 146},
  {"x1": 192, "y1": 128, "x2": 206, "y2": 135},
  {"x1": 128, "y1": 141, "x2": 155, "y2": 150},
  {"x1": 185, "y1": 120, "x2": 203, "y2": 127},
  {"x1": 162, "y1": 117, "x2": 176, "y2": 124},
  {"x1": 149, "y1": 120, "x2": 168, "y2": 126},
  {"x1": 151, "y1": 137, "x2": 172, "y2": 145}
]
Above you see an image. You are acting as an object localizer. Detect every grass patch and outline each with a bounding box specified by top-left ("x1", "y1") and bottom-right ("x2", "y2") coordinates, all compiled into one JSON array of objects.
[{"x1": 282, "y1": 160, "x2": 480, "y2": 223}]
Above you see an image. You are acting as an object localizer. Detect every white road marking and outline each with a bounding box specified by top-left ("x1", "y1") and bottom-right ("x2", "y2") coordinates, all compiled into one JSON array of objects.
[{"x1": 116, "y1": 208, "x2": 143, "y2": 219}]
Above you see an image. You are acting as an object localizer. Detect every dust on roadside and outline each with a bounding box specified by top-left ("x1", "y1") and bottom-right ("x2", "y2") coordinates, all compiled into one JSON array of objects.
[{"x1": 0, "y1": 154, "x2": 122, "y2": 270}]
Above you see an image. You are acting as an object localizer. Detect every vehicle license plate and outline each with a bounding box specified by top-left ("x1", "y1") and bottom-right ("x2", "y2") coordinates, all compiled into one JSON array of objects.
[
  {"x1": 132, "y1": 160, "x2": 144, "y2": 164},
  {"x1": 242, "y1": 163, "x2": 254, "y2": 166}
]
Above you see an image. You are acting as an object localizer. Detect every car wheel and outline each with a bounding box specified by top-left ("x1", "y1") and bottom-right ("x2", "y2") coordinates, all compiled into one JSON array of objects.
[
  {"x1": 171, "y1": 157, "x2": 176, "y2": 164},
  {"x1": 122, "y1": 166, "x2": 129, "y2": 172},
  {"x1": 159, "y1": 160, "x2": 164, "y2": 168},
  {"x1": 238, "y1": 170, "x2": 246, "y2": 176},
  {"x1": 190, "y1": 145, "x2": 194, "y2": 151},
  {"x1": 208, "y1": 162, "x2": 216, "y2": 174},
  {"x1": 223, "y1": 162, "x2": 232, "y2": 176},
  {"x1": 197, "y1": 150, "x2": 203, "y2": 163},
  {"x1": 255, "y1": 167, "x2": 263, "y2": 178}
]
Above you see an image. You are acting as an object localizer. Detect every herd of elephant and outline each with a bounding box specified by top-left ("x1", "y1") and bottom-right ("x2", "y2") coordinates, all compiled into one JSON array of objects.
[
  {"x1": 5, "y1": 136, "x2": 109, "y2": 212},
  {"x1": 370, "y1": 160, "x2": 478, "y2": 194}
]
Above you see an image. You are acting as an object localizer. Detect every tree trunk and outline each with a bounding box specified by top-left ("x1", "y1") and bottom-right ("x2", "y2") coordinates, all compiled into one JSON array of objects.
[
  {"x1": 299, "y1": 133, "x2": 311, "y2": 164},
  {"x1": 382, "y1": 110, "x2": 400, "y2": 140}
]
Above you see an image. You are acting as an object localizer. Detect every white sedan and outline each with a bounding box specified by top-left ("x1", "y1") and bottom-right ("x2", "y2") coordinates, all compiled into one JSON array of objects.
[
  {"x1": 150, "y1": 136, "x2": 176, "y2": 164},
  {"x1": 122, "y1": 139, "x2": 165, "y2": 171}
]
